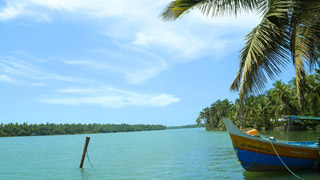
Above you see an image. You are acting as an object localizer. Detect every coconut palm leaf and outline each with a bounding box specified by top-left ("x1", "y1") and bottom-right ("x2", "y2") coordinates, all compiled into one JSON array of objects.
[
  {"x1": 161, "y1": 0, "x2": 261, "y2": 21},
  {"x1": 288, "y1": 1, "x2": 320, "y2": 108},
  {"x1": 231, "y1": 0, "x2": 293, "y2": 103},
  {"x1": 298, "y1": 3, "x2": 320, "y2": 69}
]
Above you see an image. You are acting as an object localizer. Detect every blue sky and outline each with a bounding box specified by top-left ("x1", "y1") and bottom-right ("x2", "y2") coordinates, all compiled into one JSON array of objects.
[{"x1": 0, "y1": 0, "x2": 296, "y2": 125}]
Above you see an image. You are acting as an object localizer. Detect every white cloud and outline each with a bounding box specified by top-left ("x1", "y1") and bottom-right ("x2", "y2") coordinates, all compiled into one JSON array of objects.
[
  {"x1": 0, "y1": 0, "x2": 260, "y2": 55},
  {"x1": 0, "y1": 74, "x2": 17, "y2": 84},
  {"x1": 0, "y1": 4, "x2": 21, "y2": 20},
  {"x1": 132, "y1": 30, "x2": 205, "y2": 57},
  {"x1": 0, "y1": 0, "x2": 260, "y2": 25},
  {"x1": 0, "y1": 0, "x2": 156, "y2": 20},
  {"x1": 42, "y1": 86, "x2": 180, "y2": 108},
  {"x1": 0, "y1": 0, "x2": 261, "y2": 85}
]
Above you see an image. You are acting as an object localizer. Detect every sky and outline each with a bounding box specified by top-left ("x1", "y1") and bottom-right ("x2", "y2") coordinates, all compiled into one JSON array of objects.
[{"x1": 0, "y1": 0, "x2": 296, "y2": 126}]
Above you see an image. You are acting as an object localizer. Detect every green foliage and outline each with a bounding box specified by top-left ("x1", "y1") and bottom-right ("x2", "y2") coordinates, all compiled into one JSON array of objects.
[
  {"x1": 197, "y1": 70, "x2": 320, "y2": 130},
  {"x1": 196, "y1": 99, "x2": 236, "y2": 130},
  {"x1": 0, "y1": 123, "x2": 166, "y2": 137}
]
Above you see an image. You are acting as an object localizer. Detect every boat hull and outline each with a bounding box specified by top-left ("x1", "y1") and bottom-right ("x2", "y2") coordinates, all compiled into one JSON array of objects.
[
  {"x1": 224, "y1": 118, "x2": 319, "y2": 171},
  {"x1": 235, "y1": 147, "x2": 315, "y2": 171}
]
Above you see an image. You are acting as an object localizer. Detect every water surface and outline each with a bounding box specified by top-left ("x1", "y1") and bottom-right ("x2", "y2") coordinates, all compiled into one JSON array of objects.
[{"x1": 1, "y1": 128, "x2": 320, "y2": 179}]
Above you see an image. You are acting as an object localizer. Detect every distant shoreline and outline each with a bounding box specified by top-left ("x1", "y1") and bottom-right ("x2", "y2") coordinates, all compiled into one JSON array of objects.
[
  {"x1": 167, "y1": 124, "x2": 204, "y2": 129},
  {"x1": 0, "y1": 123, "x2": 166, "y2": 137}
]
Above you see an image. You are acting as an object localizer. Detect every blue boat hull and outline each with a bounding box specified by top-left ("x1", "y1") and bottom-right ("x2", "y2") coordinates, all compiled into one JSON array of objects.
[{"x1": 235, "y1": 148, "x2": 316, "y2": 171}]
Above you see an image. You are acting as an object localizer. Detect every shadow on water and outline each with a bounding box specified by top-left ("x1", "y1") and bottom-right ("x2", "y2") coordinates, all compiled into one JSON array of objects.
[{"x1": 243, "y1": 170, "x2": 320, "y2": 180}]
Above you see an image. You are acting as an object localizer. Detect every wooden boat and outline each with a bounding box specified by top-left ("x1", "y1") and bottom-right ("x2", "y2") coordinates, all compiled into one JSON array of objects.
[{"x1": 224, "y1": 118, "x2": 320, "y2": 171}]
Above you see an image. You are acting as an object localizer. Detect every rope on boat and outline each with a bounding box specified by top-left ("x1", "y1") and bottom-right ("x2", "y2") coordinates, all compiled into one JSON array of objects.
[{"x1": 267, "y1": 138, "x2": 305, "y2": 180}]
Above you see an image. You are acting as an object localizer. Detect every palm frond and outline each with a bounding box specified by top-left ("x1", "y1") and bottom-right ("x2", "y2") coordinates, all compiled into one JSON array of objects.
[
  {"x1": 231, "y1": 0, "x2": 294, "y2": 104},
  {"x1": 289, "y1": 1, "x2": 320, "y2": 109},
  {"x1": 298, "y1": 2, "x2": 320, "y2": 69},
  {"x1": 161, "y1": 0, "x2": 261, "y2": 21}
]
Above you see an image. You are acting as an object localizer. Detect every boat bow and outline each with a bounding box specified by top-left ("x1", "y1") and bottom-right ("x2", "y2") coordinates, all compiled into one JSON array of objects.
[{"x1": 223, "y1": 118, "x2": 319, "y2": 171}]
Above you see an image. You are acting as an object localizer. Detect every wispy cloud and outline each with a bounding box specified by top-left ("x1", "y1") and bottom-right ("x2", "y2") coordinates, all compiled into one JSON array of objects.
[
  {"x1": 63, "y1": 60, "x2": 120, "y2": 72},
  {"x1": 0, "y1": 53, "x2": 179, "y2": 108},
  {"x1": 0, "y1": 0, "x2": 156, "y2": 20},
  {"x1": 0, "y1": 0, "x2": 260, "y2": 25},
  {"x1": 132, "y1": 30, "x2": 206, "y2": 58},
  {"x1": 42, "y1": 86, "x2": 180, "y2": 108},
  {"x1": 0, "y1": 0, "x2": 261, "y2": 87},
  {"x1": 0, "y1": 0, "x2": 260, "y2": 60},
  {"x1": 64, "y1": 47, "x2": 169, "y2": 85},
  {"x1": 0, "y1": 56, "x2": 92, "y2": 86},
  {"x1": 0, "y1": 0, "x2": 260, "y2": 110},
  {"x1": 0, "y1": 74, "x2": 18, "y2": 84}
]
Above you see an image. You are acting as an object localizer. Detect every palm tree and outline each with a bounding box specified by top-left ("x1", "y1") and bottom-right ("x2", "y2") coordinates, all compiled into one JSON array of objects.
[
  {"x1": 244, "y1": 94, "x2": 272, "y2": 129},
  {"x1": 305, "y1": 70, "x2": 320, "y2": 116},
  {"x1": 269, "y1": 80, "x2": 297, "y2": 117},
  {"x1": 161, "y1": 0, "x2": 320, "y2": 110}
]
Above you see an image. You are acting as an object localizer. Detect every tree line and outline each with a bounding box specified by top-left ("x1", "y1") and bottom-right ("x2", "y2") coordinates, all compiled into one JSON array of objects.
[
  {"x1": 0, "y1": 122, "x2": 166, "y2": 137},
  {"x1": 167, "y1": 124, "x2": 204, "y2": 129},
  {"x1": 196, "y1": 70, "x2": 320, "y2": 131}
]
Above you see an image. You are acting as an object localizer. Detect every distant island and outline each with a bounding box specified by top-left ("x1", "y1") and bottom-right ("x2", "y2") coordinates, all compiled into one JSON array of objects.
[
  {"x1": 0, "y1": 123, "x2": 166, "y2": 137},
  {"x1": 167, "y1": 124, "x2": 204, "y2": 129}
]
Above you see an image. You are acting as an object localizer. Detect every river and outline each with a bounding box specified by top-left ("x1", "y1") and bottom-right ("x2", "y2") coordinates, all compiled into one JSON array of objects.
[{"x1": 1, "y1": 128, "x2": 320, "y2": 179}]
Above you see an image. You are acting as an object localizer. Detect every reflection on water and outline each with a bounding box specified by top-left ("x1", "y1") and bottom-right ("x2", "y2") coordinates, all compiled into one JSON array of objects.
[
  {"x1": 243, "y1": 171, "x2": 294, "y2": 180},
  {"x1": 243, "y1": 170, "x2": 320, "y2": 180},
  {"x1": 80, "y1": 169, "x2": 88, "y2": 180},
  {"x1": 244, "y1": 171, "x2": 290, "y2": 180}
]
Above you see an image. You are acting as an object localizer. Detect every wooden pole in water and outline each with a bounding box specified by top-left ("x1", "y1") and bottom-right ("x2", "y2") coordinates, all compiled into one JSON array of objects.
[{"x1": 80, "y1": 136, "x2": 90, "y2": 168}]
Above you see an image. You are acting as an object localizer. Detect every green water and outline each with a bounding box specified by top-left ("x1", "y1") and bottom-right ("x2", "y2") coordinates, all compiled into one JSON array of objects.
[{"x1": 1, "y1": 128, "x2": 320, "y2": 180}]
